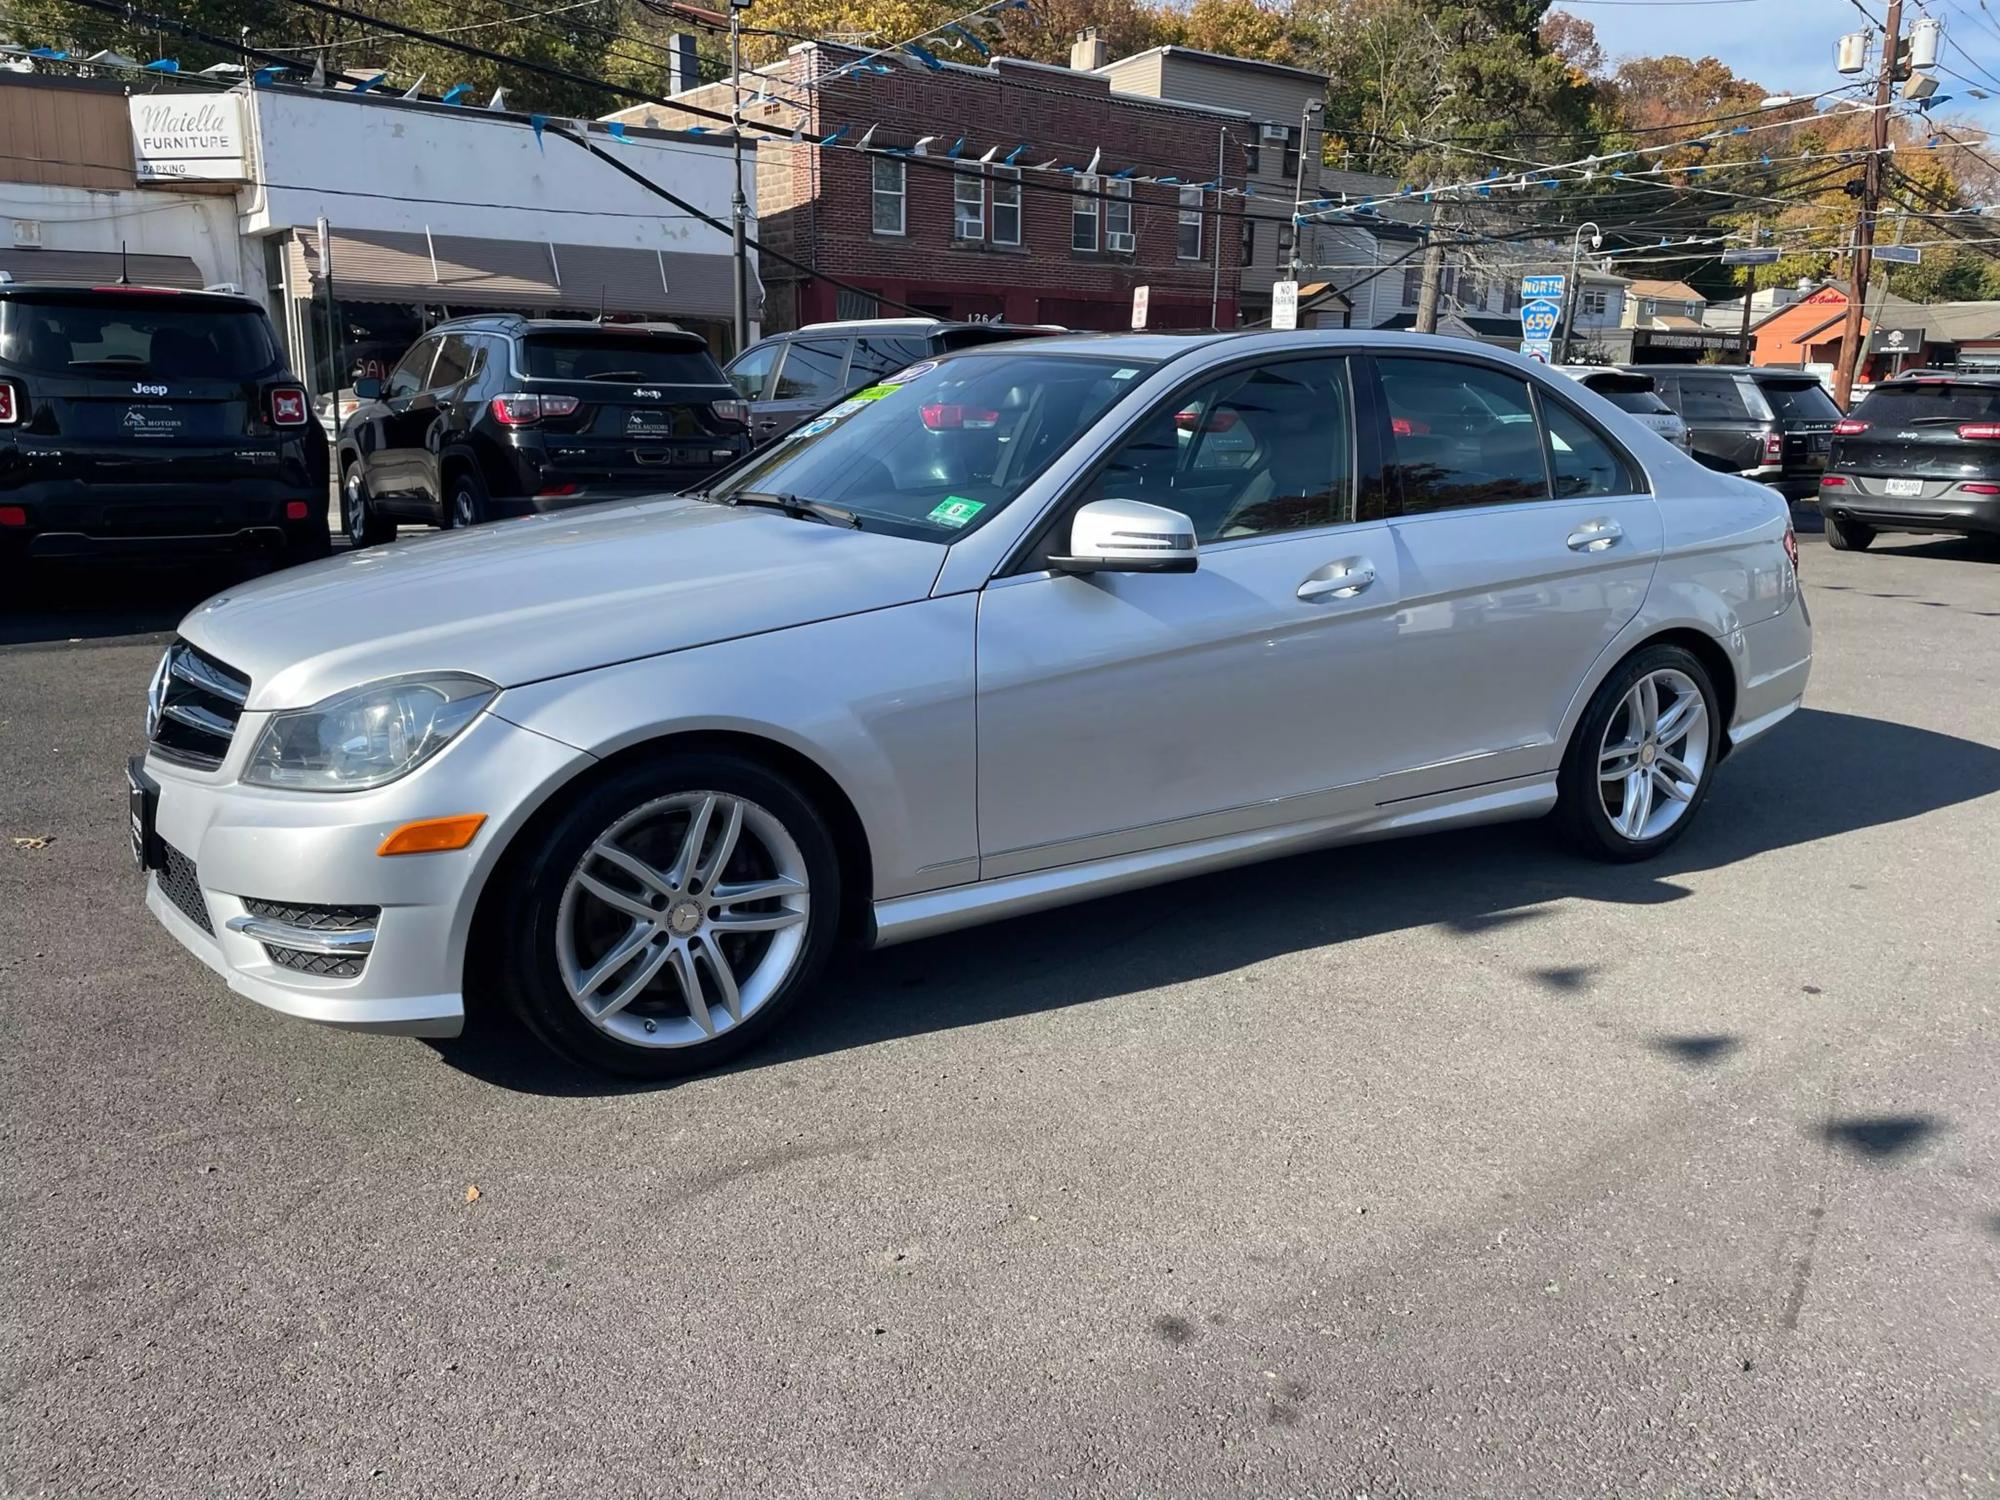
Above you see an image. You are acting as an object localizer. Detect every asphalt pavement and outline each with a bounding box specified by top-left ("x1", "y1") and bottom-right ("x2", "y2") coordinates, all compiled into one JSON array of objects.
[{"x1": 3, "y1": 521, "x2": 1997, "y2": 1497}]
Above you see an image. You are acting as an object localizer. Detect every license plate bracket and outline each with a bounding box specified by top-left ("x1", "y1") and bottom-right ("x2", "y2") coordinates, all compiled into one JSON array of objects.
[
  {"x1": 1885, "y1": 477, "x2": 1924, "y2": 497},
  {"x1": 127, "y1": 756, "x2": 160, "y2": 871}
]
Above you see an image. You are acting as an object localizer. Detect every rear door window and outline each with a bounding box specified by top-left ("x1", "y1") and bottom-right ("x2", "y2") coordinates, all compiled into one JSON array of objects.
[
  {"x1": 1848, "y1": 381, "x2": 2000, "y2": 426},
  {"x1": 385, "y1": 339, "x2": 437, "y2": 399},
  {"x1": 521, "y1": 334, "x2": 724, "y2": 385},
  {"x1": 848, "y1": 335, "x2": 930, "y2": 383},
  {"x1": 1674, "y1": 374, "x2": 1753, "y2": 421},
  {"x1": 1757, "y1": 379, "x2": 1840, "y2": 422},
  {"x1": 726, "y1": 341, "x2": 780, "y2": 399},
  {"x1": 772, "y1": 339, "x2": 851, "y2": 402},
  {"x1": 1378, "y1": 356, "x2": 1550, "y2": 513},
  {"x1": 0, "y1": 295, "x2": 281, "y2": 379},
  {"x1": 1540, "y1": 396, "x2": 1640, "y2": 498}
]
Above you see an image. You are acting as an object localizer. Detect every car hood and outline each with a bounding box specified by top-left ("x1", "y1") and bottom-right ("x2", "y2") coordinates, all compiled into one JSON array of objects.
[{"x1": 180, "y1": 497, "x2": 947, "y2": 709}]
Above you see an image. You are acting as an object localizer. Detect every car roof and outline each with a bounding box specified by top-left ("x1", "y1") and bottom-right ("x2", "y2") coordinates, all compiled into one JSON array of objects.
[
  {"x1": 427, "y1": 313, "x2": 700, "y2": 342},
  {"x1": 1624, "y1": 363, "x2": 1818, "y2": 383},
  {"x1": 782, "y1": 317, "x2": 1062, "y2": 338}
]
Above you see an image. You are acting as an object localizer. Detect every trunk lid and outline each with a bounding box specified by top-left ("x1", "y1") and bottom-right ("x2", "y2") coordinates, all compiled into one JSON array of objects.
[
  {"x1": 514, "y1": 329, "x2": 748, "y2": 479},
  {"x1": 1832, "y1": 378, "x2": 2000, "y2": 479}
]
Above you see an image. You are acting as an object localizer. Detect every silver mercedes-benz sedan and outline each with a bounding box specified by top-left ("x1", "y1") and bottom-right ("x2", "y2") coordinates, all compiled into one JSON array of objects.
[{"x1": 130, "y1": 332, "x2": 1811, "y2": 1077}]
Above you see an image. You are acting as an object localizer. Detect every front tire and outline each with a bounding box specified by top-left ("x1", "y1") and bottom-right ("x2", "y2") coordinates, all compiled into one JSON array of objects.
[
  {"x1": 1823, "y1": 511, "x2": 1875, "y2": 551},
  {"x1": 342, "y1": 462, "x2": 396, "y2": 548},
  {"x1": 1557, "y1": 644, "x2": 1722, "y2": 863},
  {"x1": 498, "y1": 755, "x2": 842, "y2": 1078}
]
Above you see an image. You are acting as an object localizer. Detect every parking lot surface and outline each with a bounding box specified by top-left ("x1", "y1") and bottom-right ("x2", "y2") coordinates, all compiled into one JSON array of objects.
[{"x1": 3, "y1": 525, "x2": 1997, "y2": 1497}]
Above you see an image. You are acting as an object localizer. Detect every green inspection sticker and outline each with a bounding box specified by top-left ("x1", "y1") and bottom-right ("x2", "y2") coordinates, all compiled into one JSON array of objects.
[
  {"x1": 927, "y1": 496, "x2": 986, "y2": 529},
  {"x1": 852, "y1": 384, "x2": 898, "y2": 400}
]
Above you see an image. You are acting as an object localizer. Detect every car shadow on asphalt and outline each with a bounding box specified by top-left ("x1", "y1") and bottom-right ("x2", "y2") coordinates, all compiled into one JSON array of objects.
[
  {"x1": 0, "y1": 560, "x2": 272, "y2": 647},
  {"x1": 430, "y1": 706, "x2": 2000, "y2": 1098}
]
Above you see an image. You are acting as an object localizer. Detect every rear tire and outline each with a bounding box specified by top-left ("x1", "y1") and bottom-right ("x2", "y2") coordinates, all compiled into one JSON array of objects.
[
  {"x1": 497, "y1": 754, "x2": 842, "y2": 1079},
  {"x1": 445, "y1": 470, "x2": 489, "y2": 530},
  {"x1": 1557, "y1": 643, "x2": 1722, "y2": 863},
  {"x1": 342, "y1": 462, "x2": 396, "y2": 548},
  {"x1": 1823, "y1": 511, "x2": 1875, "y2": 551}
]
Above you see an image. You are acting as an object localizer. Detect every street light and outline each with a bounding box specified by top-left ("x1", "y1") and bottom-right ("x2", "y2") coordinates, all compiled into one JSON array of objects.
[
  {"x1": 1555, "y1": 221, "x2": 1601, "y2": 364},
  {"x1": 1289, "y1": 98, "x2": 1323, "y2": 280},
  {"x1": 729, "y1": 0, "x2": 753, "y2": 358}
]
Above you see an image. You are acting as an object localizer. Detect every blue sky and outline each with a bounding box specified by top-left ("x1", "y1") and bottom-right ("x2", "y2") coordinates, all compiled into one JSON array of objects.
[{"x1": 1550, "y1": 0, "x2": 2000, "y2": 132}]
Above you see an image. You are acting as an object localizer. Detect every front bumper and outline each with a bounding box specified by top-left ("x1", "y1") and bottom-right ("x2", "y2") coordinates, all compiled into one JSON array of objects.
[{"x1": 138, "y1": 707, "x2": 590, "y2": 1037}]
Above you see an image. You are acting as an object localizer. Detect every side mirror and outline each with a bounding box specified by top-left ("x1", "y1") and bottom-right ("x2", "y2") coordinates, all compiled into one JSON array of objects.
[
  {"x1": 1050, "y1": 498, "x2": 1198, "y2": 575},
  {"x1": 353, "y1": 377, "x2": 383, "y2": 400}
]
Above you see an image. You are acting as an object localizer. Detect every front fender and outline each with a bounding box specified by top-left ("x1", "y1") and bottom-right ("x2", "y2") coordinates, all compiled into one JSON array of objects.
[{"x1": 487, "y1": 595, "x2": 980, "y2": 901}]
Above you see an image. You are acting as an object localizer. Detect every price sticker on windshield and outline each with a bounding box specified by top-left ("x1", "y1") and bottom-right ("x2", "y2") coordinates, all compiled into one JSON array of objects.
[
  {"x1": 881, "y1": 361, "x2": 937, "y2": 385},
  {"x1": 926, "y1": 496, "x2": 985, "y2": 529}
]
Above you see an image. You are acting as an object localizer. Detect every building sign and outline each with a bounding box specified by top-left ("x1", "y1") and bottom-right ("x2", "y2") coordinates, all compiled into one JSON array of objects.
[
  {"x1": 1870, "y1": 325, "x2": 1926, "y2": 356},
  {"x1": 1633, "y1": 328, "x2": 1744, "y2": 353},
  {"x1": 1271, "y1": 280, "x2": 1299, "y2": 331},
  {"x1": 130, "y1": 95, "x2": 248, "y2": 183}
]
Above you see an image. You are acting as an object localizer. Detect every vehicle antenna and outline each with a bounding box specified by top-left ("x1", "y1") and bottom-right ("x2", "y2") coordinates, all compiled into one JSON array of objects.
[{"x1": 119, "y1": 242, "x2": 130, "y2": 285}]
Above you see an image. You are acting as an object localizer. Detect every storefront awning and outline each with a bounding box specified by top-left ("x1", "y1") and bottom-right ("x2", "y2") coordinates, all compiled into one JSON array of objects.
[
  {"x1": 287, "y1": 227, "x2": 743, "y2": 322},
  {"x1": 0, "y1": 248, "x2": 208, "y2": 290}
]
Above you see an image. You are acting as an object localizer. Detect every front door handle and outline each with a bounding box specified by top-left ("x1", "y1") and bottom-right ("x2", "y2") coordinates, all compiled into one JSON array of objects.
[
  {"x1": 1566, "y1": 519, "x2": 1624, "y2": 552},
  {"x1": 1298, "y1": 560, "x2": 1377, "y2": 602}
]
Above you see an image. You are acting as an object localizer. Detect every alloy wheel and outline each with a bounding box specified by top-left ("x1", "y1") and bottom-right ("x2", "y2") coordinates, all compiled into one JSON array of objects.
[
  {"x1": 451, "y1": 486, "x2": 477, "y2": 529},
  {"x1": 1596, "y1": 668, "x2": 1709, "y2": 842},
  {"x1": 555, "y1": 792, "x2": 810, "y2": 1049},
  {"x1": 343, "y1": 470, "x2": 367, "y2": 540}
]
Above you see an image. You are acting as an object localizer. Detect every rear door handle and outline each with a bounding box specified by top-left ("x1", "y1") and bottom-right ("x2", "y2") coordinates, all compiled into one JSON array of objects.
[
  {"x1": 1566, "y1": 519, "x2": 1624, "y2": 552},
  {"x1": 1298, "y1": 560, "x2": 1377, "y2": 602}
]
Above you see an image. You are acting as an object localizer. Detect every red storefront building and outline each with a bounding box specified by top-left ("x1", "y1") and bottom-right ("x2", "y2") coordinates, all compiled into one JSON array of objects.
[{"x1": 618, "y1": 43, "x2": 1245, "y2": 332}]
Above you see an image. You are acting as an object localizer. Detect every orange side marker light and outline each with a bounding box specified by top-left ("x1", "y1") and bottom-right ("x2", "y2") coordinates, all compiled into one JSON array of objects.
[{"x1": 378, "y1": 814, "x2": 487, "y2": 856}]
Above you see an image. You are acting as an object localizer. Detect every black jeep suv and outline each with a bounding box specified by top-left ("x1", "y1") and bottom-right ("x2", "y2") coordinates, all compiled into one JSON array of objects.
[
  {"x1": 1819, "y1": 372, "x2": 2000, "y2": 550},
  {"x1": 0, "y1": 283, "x2": 328, "y2": 567},
  {"x1": 337, "y1": 315, "x2": 751, "y2": 544}
]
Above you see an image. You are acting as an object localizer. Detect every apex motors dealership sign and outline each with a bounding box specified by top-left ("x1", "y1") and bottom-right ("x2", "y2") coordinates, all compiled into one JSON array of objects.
[{"x1": 129, "y1": 95, "x2": 248, "y2": 183}]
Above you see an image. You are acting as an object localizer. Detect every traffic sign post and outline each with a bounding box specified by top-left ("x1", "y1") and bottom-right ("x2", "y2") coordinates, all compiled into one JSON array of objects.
[
  {"x1": 1873, "y1": 244, "x2": 1922, "y2": 265},
  {"x1": 1521, "y1": 274, "x2": 1565, "y2": 301},
  {"x1": 1271, "y1": 280, "x2": 1300, "y2": 331},
  {"x1": 1720, "y1": 247, "x2": 1782, "y2": 266},
  {"x1": 1131, "y1": 285, "x2": 1150, "y2": 329},
  {"x1": 1519, "y1": 298, "x2": 1561, "y2": 341},
  {"x1": 1519, "y1": 340, "x2": 1552, "y2": 364}
]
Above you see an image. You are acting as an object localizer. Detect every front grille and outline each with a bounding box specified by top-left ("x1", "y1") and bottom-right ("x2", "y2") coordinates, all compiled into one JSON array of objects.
[
  {"x1": 149, "y1": 641, "x2": 250, "y2": 769},
  {"x1": 240, "y1": 899, "x2": 377, "y2": 979},
  {"x1": 266, "y1": 946, "x2": 365, "y2": 978},
  {"x1": 240, "y1": 899, "x2": 379, "y2": 931},
  {"x1": 156, "y1": 841, "x2": 212, "y2": 935}
]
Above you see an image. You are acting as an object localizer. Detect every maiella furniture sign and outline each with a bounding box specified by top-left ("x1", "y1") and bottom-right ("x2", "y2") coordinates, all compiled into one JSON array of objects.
[{"x1": 129, "y1": 95, "x2": 248, "y2": 183}]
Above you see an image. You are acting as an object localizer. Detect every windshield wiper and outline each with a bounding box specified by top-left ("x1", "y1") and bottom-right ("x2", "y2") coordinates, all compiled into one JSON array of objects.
[{"x1": 725, "y1": 491, "x2": 863, "y2": 529}]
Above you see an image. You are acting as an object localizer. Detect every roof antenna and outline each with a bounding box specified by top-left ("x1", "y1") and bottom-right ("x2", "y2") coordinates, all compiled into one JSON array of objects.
[
  {"x1": 596, "y1": 283, "x2": 606, "y2": 323},
  {"x1": 118, "y1": 241, "x2": 130, "y2": 284}
]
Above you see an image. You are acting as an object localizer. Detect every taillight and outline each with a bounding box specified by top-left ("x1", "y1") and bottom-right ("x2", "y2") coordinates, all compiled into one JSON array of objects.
[
  {"x1": 269, "y1": 386, "x2": 308, "y2": 426},
  {"x1": 1832, "y1": 418, "x2": 1868, "y2": 435},
  {"x1": 1174, "y1": 407, "x2": 1240, "y2": 434},
  {"x1": 1821, "y1": 474, "x2": 1847, "y2": 487},
  {"x1": 535, "y1": 482, "x2": 580, "y2": 498},
  {"x1": 920, "y1": 403, "x2": 1001, "y2": 431},
  {"x1": 1763, "y1": 432, "x2": 1784, "y2": 459},
  {"x1": 712, "y1": 398, "x2": 748, "y2": 424},
  {"x1": 491, "y1": 392, "x2": 578, "y2": 426},
  {"x1": 1956, "y1": 422, "x2": 2000, "y2": 439},
  {"x1": 1390, "y1": 415, "x2": 1431, "y2": 437},
  {"x1": 284, "y1": 500, "x2": 310, "y2": 520},
  {"x1": 1783, "y1": 525, "x2": 1799, "y2": 572},
  {"x1": 0, "y1": 505, "x2": 26, "y2": 527},
  {"x1": 1959, "y1": 482, "x2": 2000, "y2": 494},
  {"x1": 0, "y1": 379, "x2": 17, "y2": 424}
]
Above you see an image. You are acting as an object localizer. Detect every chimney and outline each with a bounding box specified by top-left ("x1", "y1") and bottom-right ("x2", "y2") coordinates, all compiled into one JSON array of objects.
[
  {"x1": 1070, "y1": 27, "x2": 1110, "y2": 72},
  {"x1": 668, "y1": 32, "x2": 700, "y2": 95}
]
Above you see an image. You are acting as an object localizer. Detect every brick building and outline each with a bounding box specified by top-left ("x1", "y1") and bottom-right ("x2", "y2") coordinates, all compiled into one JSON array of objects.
[{"x1": 610, "y1": 44, "x2": 1244, "y2": 332}]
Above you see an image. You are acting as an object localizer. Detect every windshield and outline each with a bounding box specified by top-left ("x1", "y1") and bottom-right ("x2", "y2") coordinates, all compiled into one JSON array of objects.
[
  {"x1": 522, "y1": 334, "x2": 726, "y2": 386},
  {"x1": 705, "y1": 351, "x2": 1155, "y2": 539},
  {"x1": 1853, "y1": 380, "x2": 2000, "y2": 424},
  {"x1": 0, "y1": 294, "x2": 280, "y2": 378},
  {"x1": 1582, "y1": 375, "x2": 1673, "y2": 415},
  {"x1": 1758, "y1": 379, "x2": 1841, "y2": 422}
]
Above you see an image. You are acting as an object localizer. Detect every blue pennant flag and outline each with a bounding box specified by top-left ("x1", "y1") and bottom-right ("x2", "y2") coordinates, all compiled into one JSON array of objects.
[
  {"x1": 607, "y1": 121, "x2": 629, "y2": 143},
  {"x1": 251, "y1": 65, "x2": 288, "y2": 86},
  {"x1": 442, "y1": 84, "x2": 472, "y2": 105},
  {"x1": 819, "y1": 126, "x2": 847, "y2": 146},
  {"x1": 946, "y1": 22, "x2": 990, "y2": 57},
  {"x1": 28, "y1": 46, "x2": 70, "y2": 60},
  {"x1": 1112, "y1": 167, "x2": 1135, "y2": 179},
  {"x1": 531, "y1": 114, "x2": 546, "y2": 150},
  {"x1": 1004, "y1": 143, "x2": 1028, "y2": 164},
  {"x1": 686, "y1": 124, "x2": 708, "y2": 134},
  {"x1": 1157, "y1": 175, "x2": 1180, "y2": 185},
  {"x1": 902, "y1": 42, "x2": 944, "y2": 70},
  {"x1": 350, "y1": 72, "x2": 386, "y2": 93},
  {"x1": 946, "y1": 135, "x2": 966, "y2": 158},
  {"x1": 144, "y1": 58, "x2": 179, "y2": 73}
]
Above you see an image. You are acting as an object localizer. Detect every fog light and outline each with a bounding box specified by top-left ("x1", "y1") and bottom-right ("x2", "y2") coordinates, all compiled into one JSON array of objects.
[{"x1": 0, "y1": 505, "x2": 25, "y2": 527}]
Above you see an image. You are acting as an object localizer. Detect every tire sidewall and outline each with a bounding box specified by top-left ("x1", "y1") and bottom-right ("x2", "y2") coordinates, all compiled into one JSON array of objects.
[
  {"x1": 1562, "y1": 644, "x2": 1722, "y2": 861},
  {"x1": 447, "y1": 468, "x2": 488, "y2": 530},
  {"x1": 498, "y1": 754, "x2": 842, "y2": 1078}
]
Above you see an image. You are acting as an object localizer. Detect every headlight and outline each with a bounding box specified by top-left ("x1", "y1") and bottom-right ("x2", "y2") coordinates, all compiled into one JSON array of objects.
[{"x1": 242, "y1": 673, "x2": 497, "y2": 792}]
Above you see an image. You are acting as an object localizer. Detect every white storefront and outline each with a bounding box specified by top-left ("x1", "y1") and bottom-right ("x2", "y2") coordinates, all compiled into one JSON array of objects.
[{"x1": 221, "y1": 84, "x2": 756, "y2": 398}]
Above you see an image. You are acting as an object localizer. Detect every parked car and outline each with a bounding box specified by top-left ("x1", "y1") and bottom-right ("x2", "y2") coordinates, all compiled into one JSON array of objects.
[
  {"x1": 1819, "y1": 372, "x2": 2000, "y2": 549},
  {"x1": 725, "y1": 317, "x2": 1058, "y2": 444},
  {"x1": 1630, "y1": 365, "x2": 1841, "y2": 497},
  {"x1": 336, "y1": 315, "x2": 751, "y2": 544},
  {"x1": 0, "y1": 281, "x2": 328, "y2": 567},
  {"x1": 1555, "y1": 366, "x2": 1691, "y2": 452},
  {"x1": 131, "y1": 332, "x2": 1808, "y2": 1078}
]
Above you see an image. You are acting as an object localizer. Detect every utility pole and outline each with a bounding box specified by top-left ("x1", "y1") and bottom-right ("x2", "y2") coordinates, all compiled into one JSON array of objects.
[
  {"x1": 728, "y1": 0, "x2": 752, "y2": 357},
  {"x1": 1555, "y1": 221, "x2": 1601, "y2": 363},
  {"x1": 1738, "y1": 216, "x2": 1759, "y2": 366},
  {"x1": 1834, "y1": 0, "x2": 1902, "y2": 409}
]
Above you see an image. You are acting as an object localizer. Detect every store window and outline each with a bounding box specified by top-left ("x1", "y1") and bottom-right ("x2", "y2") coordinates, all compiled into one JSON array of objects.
[{"x1": 872, "y1": 158, "x2": 906, "y2": 236}]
